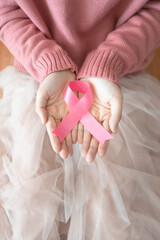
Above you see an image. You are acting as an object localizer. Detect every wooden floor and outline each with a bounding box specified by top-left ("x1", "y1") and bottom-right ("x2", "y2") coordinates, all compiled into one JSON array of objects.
[
  {"x1": 0, "y1": 42, "x2": 14, "y2": 70},
  {"x1": 0, "y1": 41, "x2": 160, "y2": 80}
]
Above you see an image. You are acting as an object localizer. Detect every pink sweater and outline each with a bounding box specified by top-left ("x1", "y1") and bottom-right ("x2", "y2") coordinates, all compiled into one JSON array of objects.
[{"x1": 0, "y1": 0, "x2": 160, "y2": 86}]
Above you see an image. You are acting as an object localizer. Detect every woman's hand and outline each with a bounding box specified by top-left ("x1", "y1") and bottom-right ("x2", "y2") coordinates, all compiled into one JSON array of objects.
[
  {"x1": 78, "y1": 77, "x2": 123, "y2": 163},
  {"x1": 36, "y1": 70, "x2": 77, "y2": 159}
]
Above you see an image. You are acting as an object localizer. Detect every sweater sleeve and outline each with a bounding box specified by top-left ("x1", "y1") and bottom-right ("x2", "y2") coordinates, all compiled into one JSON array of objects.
[
  {"x1": 0, "y1": 1, "x2": 78, "y2": 83},
  {"x1": 77, "y1": 0, "x2": 160, "y2": 87}
]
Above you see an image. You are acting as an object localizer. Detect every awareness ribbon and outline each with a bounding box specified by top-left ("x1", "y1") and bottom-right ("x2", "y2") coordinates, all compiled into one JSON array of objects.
[{"x1": 52, "y1": 80, "x2": 113, "y2": 144}]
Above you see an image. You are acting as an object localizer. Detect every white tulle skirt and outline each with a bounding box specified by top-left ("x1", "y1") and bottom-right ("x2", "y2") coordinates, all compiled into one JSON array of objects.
[{"x1": 0, "y1": 66, "x2": 160, "y2": 240}]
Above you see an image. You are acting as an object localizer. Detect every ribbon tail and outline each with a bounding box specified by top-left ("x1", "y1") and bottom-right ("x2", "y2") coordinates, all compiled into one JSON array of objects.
[
  {"x1": 52, "y1": 102, "x2": 89, "y2": 142},
  {"x1": 52, "y1": 113, "x2": 79, "y2": 142},
  {"x1": 80, "y1": 112, "x2": 113, "y2": 144}
]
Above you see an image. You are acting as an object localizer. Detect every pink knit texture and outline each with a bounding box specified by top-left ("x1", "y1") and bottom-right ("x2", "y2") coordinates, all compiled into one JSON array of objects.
[{"x1": 0, "y1": 0, "x2": 160, "y2": 86}]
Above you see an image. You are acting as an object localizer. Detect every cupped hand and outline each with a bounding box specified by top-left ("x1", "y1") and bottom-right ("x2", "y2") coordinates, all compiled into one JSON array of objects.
[
  {"x1": 36, "y1": 70, "x2": 77, "y2": 159},
  {"x1": 78, "y1": 77, "x2": 123, "y2": 163}
]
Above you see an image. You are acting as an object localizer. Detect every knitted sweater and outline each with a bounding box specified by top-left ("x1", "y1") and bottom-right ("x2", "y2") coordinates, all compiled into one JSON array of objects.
[{"x1": 0, "y1": 0, "x2": 160, "y2": 86}]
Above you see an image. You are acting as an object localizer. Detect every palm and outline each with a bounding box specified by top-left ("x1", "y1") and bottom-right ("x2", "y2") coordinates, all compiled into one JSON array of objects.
[
  {"x1": 78, "y1": 77, "x2": 123, "y2": 162},
  {"x1": 46, "y1": 80, "x2": 70, "y2": 122},
  {"x1": 36, "y1": 70, "x2": 76, "y2": 159},
  {"x1": 87, "y1": 82, "x2": 112, "y2": 125}
]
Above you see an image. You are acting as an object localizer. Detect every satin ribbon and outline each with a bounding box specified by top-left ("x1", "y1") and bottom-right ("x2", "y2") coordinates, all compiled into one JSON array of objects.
[{"x1": 52, "y1": 81, "x2": 113, "y2": 144}]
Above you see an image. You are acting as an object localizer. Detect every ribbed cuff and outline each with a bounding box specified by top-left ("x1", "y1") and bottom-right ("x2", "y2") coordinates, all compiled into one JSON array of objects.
[
  {"x1": 36, "y1": 46, "x2": 78, "y2": 83},
  {"x1": 14, "y1": 46, "x2": 78, "y2": 83},
  {"x1": 14, "y1": 59, "x2": 28, "y2": 73},
  {"x1": 77, "y1": 49, "x2": 124, "y2": 88}
]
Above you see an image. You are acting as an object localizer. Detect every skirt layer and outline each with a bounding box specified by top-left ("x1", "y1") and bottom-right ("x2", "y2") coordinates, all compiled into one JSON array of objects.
[{"x1": 0, "y1": 67, "x2": 160, "y2": 240}]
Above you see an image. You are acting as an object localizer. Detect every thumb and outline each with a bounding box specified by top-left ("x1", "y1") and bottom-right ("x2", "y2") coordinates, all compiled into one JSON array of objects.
[
  {"x1": 109, "y1": 96, "x2": 122, "y2": 134},
  {"x1": 36, "y1": 88, "x2": 48, "y2": 124}
]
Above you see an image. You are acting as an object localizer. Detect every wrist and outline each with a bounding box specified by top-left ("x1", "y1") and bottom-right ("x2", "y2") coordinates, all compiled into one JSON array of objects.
[
  {"x1": 79, "y1": 76, "x2": 121, "y2": 89},
  {"x1": 39, "y1": 70, "x2": 76, "y2": 96}
]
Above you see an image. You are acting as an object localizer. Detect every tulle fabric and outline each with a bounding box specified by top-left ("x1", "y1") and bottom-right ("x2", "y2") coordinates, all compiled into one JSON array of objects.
[{"x1": 0, "y1": 66, "x2": 160, "y2": 240}]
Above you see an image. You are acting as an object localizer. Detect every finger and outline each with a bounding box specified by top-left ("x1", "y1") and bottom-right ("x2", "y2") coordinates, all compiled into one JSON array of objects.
[
  {"x1": 78, "y1": 122, "x2": 84, "y2": 144},
  {"x1": 36, "y1": 88, "x2": 48, "y2": 124},
  {"x1": 81, "y1": 128, "x2": 92, "y2": 157},
  {"x1": 66, "y1": 132, "x2": 73, "y2": 156},
  {"x1": 46, "y1": 116, "x2": 61, "y2": 153},
  {"x1": 38, "y1": 108, "x2": 48, "y2": 125},
  {"x1": 59, "y1": 139, "x2": 69, "y2": 159},
  {"x1": 86, "y1": 137, "x2": 99, "y2": 163},
  {"x1": 109, "y1": 95, "x2": 123, "y2": 134},
  {"x1": 55, "y1": 119, "x2": 69, "y2": 159},
  {"x1": 72, "y1": 124, "x2": 78, "y2": 144},
  {"x1": 98, "y1": 119, "x2": 111, "y2": 158}
]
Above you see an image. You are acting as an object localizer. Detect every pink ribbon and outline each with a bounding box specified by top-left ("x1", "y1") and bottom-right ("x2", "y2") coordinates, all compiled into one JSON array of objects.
[{"x1": 52, "y1": 81, "x2": 113, "y2": 144}]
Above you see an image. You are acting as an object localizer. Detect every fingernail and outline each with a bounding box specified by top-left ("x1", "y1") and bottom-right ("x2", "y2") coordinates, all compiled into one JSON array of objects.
[
  {"x1": 81, "y1": 152, "x2": 85, "y2": 158},
  {"x1": 114, "y1": 126, "x2": 118, "y2": 133},
  {"x1": 69, "y1": 151, "x2": 73, "y2": 156},
  {"x1": 40, "y1": 116, "x2": 44, "y2": 124},
  {"x1": 86, "y1": 156, "x2": 92, "y2": 163}
]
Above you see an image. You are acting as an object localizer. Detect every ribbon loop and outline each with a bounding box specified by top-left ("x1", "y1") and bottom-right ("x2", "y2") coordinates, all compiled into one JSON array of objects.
[{"x1": 52, "y1": 81, "x2": 113, "y2": 144}]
